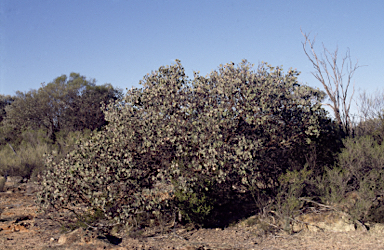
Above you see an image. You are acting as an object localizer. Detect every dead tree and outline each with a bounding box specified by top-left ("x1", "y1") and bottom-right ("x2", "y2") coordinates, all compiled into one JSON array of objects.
[{"x1": 301, "y1": 29, "x2": 362, "y2": 136}]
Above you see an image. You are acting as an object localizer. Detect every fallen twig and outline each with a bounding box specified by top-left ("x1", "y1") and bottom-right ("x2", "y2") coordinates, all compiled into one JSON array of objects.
[{"x1": 298, "y1": 197, "x2": 338, "y2": 211}]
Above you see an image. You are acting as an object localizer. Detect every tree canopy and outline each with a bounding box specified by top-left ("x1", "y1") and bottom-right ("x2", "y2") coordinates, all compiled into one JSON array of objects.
[{"x1": 2, "y1": 73, "x2": 123, "y2": 143}]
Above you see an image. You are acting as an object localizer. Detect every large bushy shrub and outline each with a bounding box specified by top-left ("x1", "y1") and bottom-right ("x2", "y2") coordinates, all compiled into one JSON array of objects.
[{"x1": 37, "y1": 60, "x2": 328, "y2": 230}]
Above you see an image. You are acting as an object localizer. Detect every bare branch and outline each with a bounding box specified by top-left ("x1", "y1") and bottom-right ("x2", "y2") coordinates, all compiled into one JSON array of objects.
[{"x1": 301, "y1": 29, "x2": 363, "y2": 136}]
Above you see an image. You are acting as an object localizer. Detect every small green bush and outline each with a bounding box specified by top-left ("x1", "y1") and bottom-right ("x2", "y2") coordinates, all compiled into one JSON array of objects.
[
  {"x1": 173, "y1": 180, "x2": 216, "y2": 226},
  {"x1": 314, "y1": 166, "x2": 350, "y2": 206},
  {"x1": 313, "y1": 136, "x2": 384, "y2": 224},
  {"x1": 0, "y1": 128, "x2": 94, "y2": 180},
  {"x1": 274, "y1": 167, "x2": 311, "y2": 233},
  {"x1": 0, "y1": 140, "x2": 51, "y2": 179}
]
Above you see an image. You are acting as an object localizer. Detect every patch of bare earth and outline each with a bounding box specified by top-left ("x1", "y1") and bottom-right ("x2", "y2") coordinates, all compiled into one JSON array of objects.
[{"x1": 1, "y1": 180, "x2": 384, "y2": 250}]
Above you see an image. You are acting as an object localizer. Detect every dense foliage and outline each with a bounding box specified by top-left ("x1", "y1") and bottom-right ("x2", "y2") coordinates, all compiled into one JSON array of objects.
[{"x1": 37, "y1": 60, "x2": 333, "y2": 229}]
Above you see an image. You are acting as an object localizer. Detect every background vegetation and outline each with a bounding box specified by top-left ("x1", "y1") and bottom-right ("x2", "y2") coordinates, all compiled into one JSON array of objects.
[{"x1": 0, "y1": 73, "x2": 122, "y2": 179}]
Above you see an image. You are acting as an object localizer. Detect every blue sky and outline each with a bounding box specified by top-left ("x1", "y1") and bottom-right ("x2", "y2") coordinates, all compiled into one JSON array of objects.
[{"x1": 1, "y1": 0, "x2": 383, "y2": 117}]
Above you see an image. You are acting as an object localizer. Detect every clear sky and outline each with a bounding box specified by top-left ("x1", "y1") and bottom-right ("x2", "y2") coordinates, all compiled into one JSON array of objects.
[{"x1": 1, "y1": 0, "x2": 383, "y2": 117}]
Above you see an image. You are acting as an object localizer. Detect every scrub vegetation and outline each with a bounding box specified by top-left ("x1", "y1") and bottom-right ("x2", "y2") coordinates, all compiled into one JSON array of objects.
[{"x1": 1, "y1": 58, "x2": 384, "y2": 236}]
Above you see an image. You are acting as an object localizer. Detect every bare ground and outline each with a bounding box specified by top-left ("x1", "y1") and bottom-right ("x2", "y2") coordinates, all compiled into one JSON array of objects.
[{"x1": 1, "y1": 181, "x2": 384, "y2": 250}]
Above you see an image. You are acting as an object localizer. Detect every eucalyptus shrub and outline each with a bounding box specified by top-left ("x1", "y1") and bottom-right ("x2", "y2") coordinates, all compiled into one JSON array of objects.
[{"x1": 37, "y1": 60, "x2": 325, "y2": 230}]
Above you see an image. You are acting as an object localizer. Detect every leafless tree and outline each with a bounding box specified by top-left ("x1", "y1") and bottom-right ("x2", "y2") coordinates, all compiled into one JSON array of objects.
[
  {"x1": 357, "y1": 89, "x2": 384, "y2": 120},
  {"x1": 301, "y1": 29, "x2": 362, "y2": 136},
  {"x1": 355, "y1": 89, "x2": 384, "y2": 138}
]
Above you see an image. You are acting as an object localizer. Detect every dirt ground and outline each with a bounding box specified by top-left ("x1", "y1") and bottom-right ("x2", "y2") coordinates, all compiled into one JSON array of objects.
[{"x1": 1, "y1": 180, "x2": 384, "y2": 250}]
